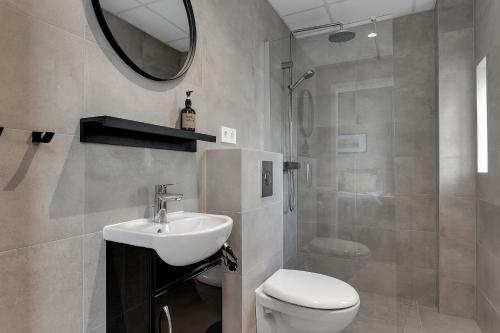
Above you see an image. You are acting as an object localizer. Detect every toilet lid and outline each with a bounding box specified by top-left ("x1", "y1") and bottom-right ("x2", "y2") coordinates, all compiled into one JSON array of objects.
[
  {"x1": 263, "y1": 270, "x2": 359, "y2": 310},
  {"x1": 309, "y1": 238, "x2": 371, "y2": 258}
]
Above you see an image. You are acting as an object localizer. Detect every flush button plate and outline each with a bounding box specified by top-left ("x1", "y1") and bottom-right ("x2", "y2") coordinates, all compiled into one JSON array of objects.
[{"x1": 262, "y1": 161, "x2": 273, "y2": 198}]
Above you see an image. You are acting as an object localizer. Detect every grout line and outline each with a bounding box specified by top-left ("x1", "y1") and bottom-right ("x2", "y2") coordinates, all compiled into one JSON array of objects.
[
  {"x1": 0, "y1": 127, "x2": 76, "y2": 137},
  {"x1": 81, "y1": 235, "x2": 85, "y2": 333},
  {"x1": 0, "y1": 234, "x2": 84, "y2": 256},
  {"x1": 281, "y1": 5, "x2": 328, "y2": 19},
  {"x1": 0, "y1": 2, "x2": 86, "y2": 41}
]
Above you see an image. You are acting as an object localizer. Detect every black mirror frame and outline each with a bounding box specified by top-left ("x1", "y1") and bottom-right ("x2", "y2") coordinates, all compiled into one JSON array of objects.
[{"x1": 91, "y1": 0, "x2": 197, "y2": 81}]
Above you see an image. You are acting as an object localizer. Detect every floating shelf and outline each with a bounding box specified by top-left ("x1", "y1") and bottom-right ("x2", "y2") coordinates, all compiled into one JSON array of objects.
[{"x1": 80, "y1": 116, "x2": 216, "y2": 152}]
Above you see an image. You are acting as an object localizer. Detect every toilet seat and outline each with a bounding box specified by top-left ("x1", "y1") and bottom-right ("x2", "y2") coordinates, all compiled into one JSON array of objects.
[
  {"x1": 256, "y1": 270, "x2": 360, "y2": 333},
  {"x1": 263, "y1": 269, "x2": 359, "y2": 310}
]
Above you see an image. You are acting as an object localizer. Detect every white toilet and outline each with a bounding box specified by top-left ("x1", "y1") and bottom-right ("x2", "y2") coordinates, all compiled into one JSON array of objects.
[{"x1": 256, "y1": 269, "x2": 360, "y2": 333}]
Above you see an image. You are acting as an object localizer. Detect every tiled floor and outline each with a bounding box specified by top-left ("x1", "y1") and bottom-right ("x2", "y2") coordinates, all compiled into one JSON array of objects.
[{"x1": 344, "y1": 292, "x2": 481, "y2": 333}]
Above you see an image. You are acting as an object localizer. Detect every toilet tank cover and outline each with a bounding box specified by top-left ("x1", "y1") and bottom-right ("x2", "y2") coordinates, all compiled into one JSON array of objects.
[{"x1": 263, "y1": 269, "x2": 359, "y2": 310}]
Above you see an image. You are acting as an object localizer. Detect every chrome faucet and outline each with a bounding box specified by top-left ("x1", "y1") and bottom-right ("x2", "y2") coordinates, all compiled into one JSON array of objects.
[{"x1": 153, "y1": 184, "x2": 183, "y2": 224}]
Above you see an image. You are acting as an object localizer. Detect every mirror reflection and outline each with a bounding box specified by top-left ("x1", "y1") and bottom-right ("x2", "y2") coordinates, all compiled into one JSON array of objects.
[{"x1": 95, "y1": 0, "x2": 196, "y2": 80}]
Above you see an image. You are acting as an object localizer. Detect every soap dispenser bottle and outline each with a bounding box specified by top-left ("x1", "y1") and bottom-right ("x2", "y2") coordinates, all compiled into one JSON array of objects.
[{"x1": 181, "y1": 90, "x2": 196, "y2": 132}]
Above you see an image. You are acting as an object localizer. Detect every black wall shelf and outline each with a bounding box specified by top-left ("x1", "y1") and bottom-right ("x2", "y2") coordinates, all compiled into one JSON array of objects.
[{"x1": 80, "y1": 116, "x2": 216, "y2": 152}]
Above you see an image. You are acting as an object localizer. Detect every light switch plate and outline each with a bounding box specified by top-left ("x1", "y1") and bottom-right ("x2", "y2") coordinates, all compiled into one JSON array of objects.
[{"x1": 220, "y1": 126, "x2": 237, "y2": 144}]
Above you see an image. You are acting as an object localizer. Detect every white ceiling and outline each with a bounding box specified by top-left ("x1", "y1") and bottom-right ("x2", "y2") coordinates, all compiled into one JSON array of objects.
[
  {"x1": 267, "y1": 0, "x2": 437, "y2": 32},
  {"x1": 100, "y1": 0, "x2": 190, "y2": 52}
]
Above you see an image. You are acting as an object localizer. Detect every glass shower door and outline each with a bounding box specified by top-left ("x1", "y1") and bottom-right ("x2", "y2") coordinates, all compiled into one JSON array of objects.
[{"x1": 270, "y1": 15, "x2": 438, "y2": 332}]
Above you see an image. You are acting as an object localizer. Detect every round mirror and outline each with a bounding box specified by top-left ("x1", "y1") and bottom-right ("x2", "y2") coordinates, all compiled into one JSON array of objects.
[{"x1": 92, "y1": 0, "x2": 196, "y2": 81}]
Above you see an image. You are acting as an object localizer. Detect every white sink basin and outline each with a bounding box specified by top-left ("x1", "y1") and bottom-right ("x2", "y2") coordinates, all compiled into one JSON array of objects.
[{"x1": 103, "y1": 212, "x2": 233, "y2": 266}]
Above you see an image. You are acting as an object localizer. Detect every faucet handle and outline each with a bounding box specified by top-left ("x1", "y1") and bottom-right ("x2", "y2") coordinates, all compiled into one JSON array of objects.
[{"x1": 155, "y1": 184, "x2": 175, "y2": 194}]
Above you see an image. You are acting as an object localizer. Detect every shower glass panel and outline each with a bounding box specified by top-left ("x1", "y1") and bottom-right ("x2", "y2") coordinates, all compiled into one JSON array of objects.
[{"x1": 269, "y1": 16, "x2": 437, "y2": 332}]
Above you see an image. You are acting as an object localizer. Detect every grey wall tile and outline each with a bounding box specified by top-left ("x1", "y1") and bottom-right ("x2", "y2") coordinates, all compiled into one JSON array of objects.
[
  {"x1": 477, "y1": 242, "x2": 500, "y2": 317},
  {"x1": 439, "y1": 157, "x2": 476, "y2": 196},
  {"x1": 412, "y1": 268, "x2": 437, "y2": 307},
  {"x1": 0, "y1": 5, "x2": 84, "y2": 135},
  {"x1": 222, "y1": 270, "x2": 242, "y2": 333},
  {"x1": 243, "y1": 192, "x2": 283, "y2": 271},
  {"x1": 439, "y1": 236, "x2": 475, "y2": 284},
  {"x1": 439, "y1": 195, "x2": 476, "y2": 242},
  {"x1": 205, "y1": 149, "x2": 242, "y2": 213},
  {"x1": 0, "y1": 237, "x2": 83, "y2": 332},
  {"x1": 394, "y1": 11, "x2": 436, "y2": 58},
  {"x1": 83, "y1": 232, "x2": 106, "y2": 332},
  {"x1": 477, "y1": 290, "x2": 500, "y2": 333},
  {"x1": 439, "y1": 278, "x2": 475, "y2": 318},
  {"x1": 241, "y1": 252, "x2": 281, "y2": 333},
  {"x1": 355, "y1": 196, "x2": 395, "y2": 230},
  {"x1": 477, "y1": 200, "x2": 500, "y2": 254},
  {"x1": 84, "y1": 143, "x2": 197, "y2": 233},
  {"x1": 0, "y1": 0, "x2": 85, "y2": 37},
  {"x1": 0, "y1": 130, "x2": 84, "y2": 252},
  {"x1": 84, "y1": 42, "x2": 179, "y2": 127},
  {"x1": 437, "y1": 0, "x2": 476, "y2": 316},
  {"x1": 438, "y1": 0, "x2": 474, "y2": 33}
]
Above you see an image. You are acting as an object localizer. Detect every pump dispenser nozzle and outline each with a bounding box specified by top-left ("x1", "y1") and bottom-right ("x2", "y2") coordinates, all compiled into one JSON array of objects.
[{"x1": 185, "y1": 90, "x2": 193, "y2": 107}]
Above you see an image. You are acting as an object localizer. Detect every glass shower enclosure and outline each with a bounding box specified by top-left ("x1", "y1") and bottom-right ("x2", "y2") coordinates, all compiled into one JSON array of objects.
[{"x1": 269, "y1": 14, "x2": 438, "y2": 332}]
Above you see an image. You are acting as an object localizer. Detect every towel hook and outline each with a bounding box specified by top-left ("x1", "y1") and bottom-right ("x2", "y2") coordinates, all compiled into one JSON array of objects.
[{"x1": 32, "y1": 131, "x2": 55, "y2": 144}]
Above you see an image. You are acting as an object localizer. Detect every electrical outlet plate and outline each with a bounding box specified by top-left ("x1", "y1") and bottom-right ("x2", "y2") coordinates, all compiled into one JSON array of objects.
[{"x1": 220, "y1": 126, "x2": 237, "y2": 144}]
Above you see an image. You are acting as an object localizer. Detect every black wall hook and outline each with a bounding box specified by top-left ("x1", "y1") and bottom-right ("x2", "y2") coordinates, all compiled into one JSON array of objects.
[
  {"x1": 32, "y1": 131, "x2": 55, "y2": 144},
  {"x1": 0, "y1": 127, "x2": 4, "y2": 136}
]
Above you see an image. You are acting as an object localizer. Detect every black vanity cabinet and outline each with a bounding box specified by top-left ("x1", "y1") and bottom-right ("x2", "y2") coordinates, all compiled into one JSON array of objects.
[{"x1": 106, "y1": 241, "x2": 223, "y2": 333}]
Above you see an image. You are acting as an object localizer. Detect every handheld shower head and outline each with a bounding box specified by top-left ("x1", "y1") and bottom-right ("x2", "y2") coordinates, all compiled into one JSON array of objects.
[{"x1": 289, "y1": 69, "x2": 315, "y2": 91}]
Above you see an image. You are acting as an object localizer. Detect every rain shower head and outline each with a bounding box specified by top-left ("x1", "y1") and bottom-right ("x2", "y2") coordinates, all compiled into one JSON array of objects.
[
  {"x1": 329, "y1": 28, "x2": 356, "y2": 43},
  {"x1": 289, "y1": 69, "x2": 315, "y2": 91}
]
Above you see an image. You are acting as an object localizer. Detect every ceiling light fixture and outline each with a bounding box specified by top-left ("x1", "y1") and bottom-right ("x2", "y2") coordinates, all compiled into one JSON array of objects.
[{"x1": 369, "y1": 17, "x2": 378, "y2": 38}]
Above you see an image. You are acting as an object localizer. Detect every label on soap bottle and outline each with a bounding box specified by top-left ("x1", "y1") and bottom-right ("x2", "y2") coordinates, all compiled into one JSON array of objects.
[{"x1": 182, "y1": 112, "x2": 196, "y2": 130}]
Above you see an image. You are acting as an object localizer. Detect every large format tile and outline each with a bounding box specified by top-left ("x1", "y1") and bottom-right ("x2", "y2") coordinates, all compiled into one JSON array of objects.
[
  {"x1": 205, "y1": 149, "x2": 242, "y2": 213},
  {"x1": 0, "y1": 129, "x2": 84, "y2": 252},
  {"x1": 222, "y1": 270, "x2": 242, "y2": 333},
  {"x1": 439, "y1": 278, "x2": 475, "y2": 318},
  {"x1": 439, "y1": 236, "x2": 475, "y2": 284},
  {"x1": 0, "y1": 0, "x2": 85, "y2": 37},
  {"x1": 83, "y1": 232, "x2": 106, "y2": 332},
  {"x1": 477, "y1": 242, "x2": 500, "y2": 314},
  {"x1": 84, "y1": 143, "x2": 197, "y2": 233},
  {"x1": 438, "y1": 0, "x2": 474, "y2": 33},
  {"x1": 477, "y1": 290, "x2": 500, "y2": 333},
  {"x1": 439, "y1": 156, "x2": 476, "y2": 196},
  {"x1": 477, "y1": 200, "x2": 500, "y2": 255},
  {"x1": 0, "y1": 4, "x2": 84, "y2": 134},
  {"x1": 242, "y1": 202, "x2": 283, "y2": 273},
  {"x1": 0, "y1": 237, "x2": 83, "y2": 332},
  {"x1": 439, "y1": 195, "x2": 476, "y2": 242},
  {"x1": 84, "y1": 41, "x2": 177, "y2": 128},
  {"x1": 241, "y1": 252, "x2": 281, "y2": 333}
]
